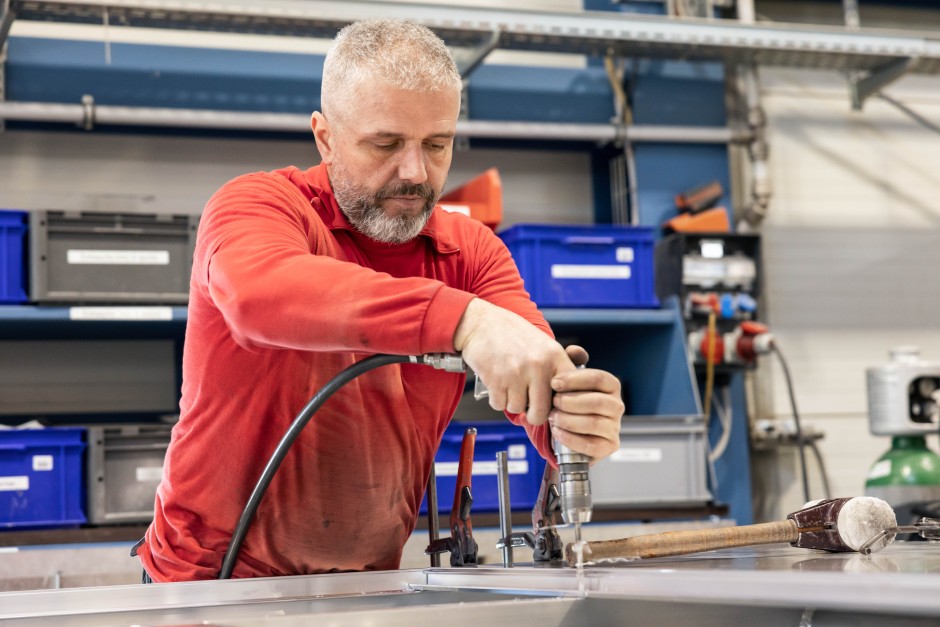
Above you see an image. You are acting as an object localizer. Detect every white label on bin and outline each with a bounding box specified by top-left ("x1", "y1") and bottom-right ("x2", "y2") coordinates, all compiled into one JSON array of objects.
[
  {"x1": 551, "y1": 265, "x2": 631, "y2": 280},
  {"x1": 69, "y1": 307, "x2": 174, "y2": 321},
  {"x1": 67, "y1": 249, "x2": 170, "y2": 265},
  {"x1": 611, "y1": 448, "x2": 663, "y2": 463},
  {"x1": 0, "y1": 476, "x2": 29, "y2": 491},
  {"x1": 32, "y1": 455, "x2": 53, "y2": 471},
  {"x1": 867, "y1": 459, "x2": 892, "y2": 481},
  {"x1": 615, "y1": 247, "x2": 634, "y2": 263},
  {"x1": 507, "y1": 444, "x2": 527, "y2": 460},
  {"x1": 136, "y1": 466, "x2": 163, "y2": 482},
  {"x1": 434, "y1": 460, "x2": 528, "y2": 477}
]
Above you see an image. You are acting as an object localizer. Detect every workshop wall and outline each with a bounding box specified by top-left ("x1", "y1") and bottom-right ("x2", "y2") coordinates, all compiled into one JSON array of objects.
[{"x1": 754, "y1": 67, "x2": 940, "y2": 520}]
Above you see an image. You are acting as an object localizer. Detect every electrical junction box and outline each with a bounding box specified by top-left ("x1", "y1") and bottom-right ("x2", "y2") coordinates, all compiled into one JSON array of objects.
[
  {"x1": 867, "y1": 347, "x2": 940, "y2": 436},
  {"x1": 655, "y1": 233, "x2": 763, "y2": 370}
]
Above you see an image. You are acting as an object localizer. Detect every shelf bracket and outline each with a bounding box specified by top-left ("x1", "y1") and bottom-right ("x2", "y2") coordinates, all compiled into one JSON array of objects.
[
  {"x1": 849, "y1": 56, "x2": 918, "y2": 111},
  {"x1": 453, "y1": 30, "x2": 501, "y2": 80},
  {"x1": 452, "y1": 31, "x2": 500, "y2": 152}
]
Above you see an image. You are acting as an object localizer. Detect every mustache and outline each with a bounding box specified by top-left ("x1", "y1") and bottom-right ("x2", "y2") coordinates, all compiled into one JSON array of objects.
[{"x1": 375, "y1": 182, "x2": 435, "y2": 201}]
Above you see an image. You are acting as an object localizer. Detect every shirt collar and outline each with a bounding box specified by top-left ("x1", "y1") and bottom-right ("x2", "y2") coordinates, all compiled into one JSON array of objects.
[{"x1": 303, "y1": 165, "x2": 460, "y2": 254}]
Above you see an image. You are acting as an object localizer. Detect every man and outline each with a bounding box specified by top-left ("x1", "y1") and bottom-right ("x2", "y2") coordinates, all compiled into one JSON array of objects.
[{"x1": 136, "y1": 19, "x2": 624, "y2": 581}]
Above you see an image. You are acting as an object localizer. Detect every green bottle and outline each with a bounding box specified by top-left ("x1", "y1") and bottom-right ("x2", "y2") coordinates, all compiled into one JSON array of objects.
[{"x1": 865, "y1": 436, "x2": 940, "y2": 508}]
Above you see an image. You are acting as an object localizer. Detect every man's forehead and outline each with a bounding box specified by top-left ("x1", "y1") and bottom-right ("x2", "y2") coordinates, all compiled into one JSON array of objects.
[
  {"x1": 335, "y1": 81, "x2": 459, "y2": 137},
  {"x1": 344, "y1": 77, "x2": 458, "y2": 109},
  {"x1": 362, "y1": 130, "x2": 456, "y2": 139}
]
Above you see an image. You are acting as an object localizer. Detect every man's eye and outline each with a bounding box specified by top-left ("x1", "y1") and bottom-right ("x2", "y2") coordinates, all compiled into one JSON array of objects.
[
  {"x1": 376, "y1": 143, "x2": 398, "y2": 151},
  {"x1": 426, "y1": 143, "x2": 446, "y2": 152}
]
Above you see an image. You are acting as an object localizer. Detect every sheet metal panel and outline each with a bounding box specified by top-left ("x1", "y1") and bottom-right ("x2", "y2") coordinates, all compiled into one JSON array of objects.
[{"x1": 2, "y1": 544, "x2": 940, "y2": 625}]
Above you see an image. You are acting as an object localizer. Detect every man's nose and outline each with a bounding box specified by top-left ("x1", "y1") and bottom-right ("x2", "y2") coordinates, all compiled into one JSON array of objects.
[{"x1": 396, "y1": 145, "x2": 428, "y2": 185}]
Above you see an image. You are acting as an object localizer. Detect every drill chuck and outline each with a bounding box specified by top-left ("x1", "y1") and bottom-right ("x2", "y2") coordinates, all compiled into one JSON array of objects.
[{"x1": 554, "y1": 439, "x2": 593, "y2": 525}]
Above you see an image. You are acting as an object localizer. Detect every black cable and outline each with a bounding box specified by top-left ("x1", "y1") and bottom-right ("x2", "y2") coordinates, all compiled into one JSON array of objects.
[
  {"x1": 772, "y1": 344, "x2": 811, "y2": 504},
  {"x1": 218, "y1": 353, "x2": 413, "y2": 579}
]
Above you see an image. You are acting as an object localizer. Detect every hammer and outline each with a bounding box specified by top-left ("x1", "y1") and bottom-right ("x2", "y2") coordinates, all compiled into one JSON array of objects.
[{"x1": 564, "y1": 497, "x2": 898, "y2": 564}]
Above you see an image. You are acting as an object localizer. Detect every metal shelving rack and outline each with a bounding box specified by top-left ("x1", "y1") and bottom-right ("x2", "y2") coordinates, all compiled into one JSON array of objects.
[
  {"x1": 2, "y1": 0, "x2": 940, "y2": 124},
  {"x1": 3, "y1": 0, "x2": 939, "y2": 71},
  {"x1": 4, "y1": 0, "x2": 940, "y2": 72}
]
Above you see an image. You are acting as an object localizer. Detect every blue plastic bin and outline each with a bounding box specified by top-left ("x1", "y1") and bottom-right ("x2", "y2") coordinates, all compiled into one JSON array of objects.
[
  {"x1": 421, "y1": 421, "x2": 545, "y2": 515},
  {"x1": 499, "y1": 224, "x2": 659, "y2": 308},
  {"x1": 0, "y1": 210, "x2": 29, "y2": 304},
  {"x1": 0, "y1": 428, "x2": 87, "y2": 529}
]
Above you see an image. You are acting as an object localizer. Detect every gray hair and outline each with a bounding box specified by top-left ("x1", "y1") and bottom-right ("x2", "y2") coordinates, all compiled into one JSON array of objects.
[{"x1": 321, "y1": 19, "x2": 462, "y2": 119}]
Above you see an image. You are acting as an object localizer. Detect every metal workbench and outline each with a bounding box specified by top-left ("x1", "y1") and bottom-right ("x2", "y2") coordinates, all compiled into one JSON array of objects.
[{"x1": 1, "y1": 542, "x2": 939, "y2": 626}]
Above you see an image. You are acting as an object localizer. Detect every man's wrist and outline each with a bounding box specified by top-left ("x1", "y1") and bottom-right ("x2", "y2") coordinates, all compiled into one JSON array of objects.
[{"x1": 453, "y1": 297, "x2": 484, "y2": 352}]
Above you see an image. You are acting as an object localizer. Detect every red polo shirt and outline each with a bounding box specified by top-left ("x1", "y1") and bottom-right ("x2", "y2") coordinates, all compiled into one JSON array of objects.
[{"x1": 137, "y1": 165, "x2": 552, "y2": 580}]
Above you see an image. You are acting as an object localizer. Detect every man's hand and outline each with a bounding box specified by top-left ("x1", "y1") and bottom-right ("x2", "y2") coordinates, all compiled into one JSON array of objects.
[
  {"x1": 454, "y1": 298, "x2": 573, "y2": 425},
  {"x1": 549, "y1": 345, "x2": 624, "y2": 462}
]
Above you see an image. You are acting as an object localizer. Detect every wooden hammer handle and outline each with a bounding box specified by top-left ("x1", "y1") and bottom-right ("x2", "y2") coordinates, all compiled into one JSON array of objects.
[{"x1": 566, "y1": 519, "x2": 799, "y2": 563}]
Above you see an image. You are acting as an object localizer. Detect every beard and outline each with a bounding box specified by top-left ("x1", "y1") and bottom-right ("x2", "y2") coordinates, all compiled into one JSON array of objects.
[{"x1": 330, "y1": 159, "x2": 440, "y2": 245}]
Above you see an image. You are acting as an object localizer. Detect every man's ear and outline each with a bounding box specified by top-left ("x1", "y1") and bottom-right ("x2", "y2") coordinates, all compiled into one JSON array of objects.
[{"x1": 311, "y1": 111, "x2": 335, "y2": 165}]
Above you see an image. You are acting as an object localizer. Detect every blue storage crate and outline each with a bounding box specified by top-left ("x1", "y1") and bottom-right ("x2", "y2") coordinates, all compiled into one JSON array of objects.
[
  {"x1": 0, "y1": 428, "x2": 86, "y2": 529},
  {"x1": 499, "y1": 224, "x2": 659, "y2": 308},
  {"x1": 0, "y1": 210, "x2": 29, "y2": 304},
  {"x1": 421, "y1": 421, "x2": 545, "y2": 515}
]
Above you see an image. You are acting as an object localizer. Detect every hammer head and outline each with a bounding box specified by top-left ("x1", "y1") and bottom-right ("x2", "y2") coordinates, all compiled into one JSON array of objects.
[{"x1": 787, "y1": 497, "x2": 897, "y2": 553}]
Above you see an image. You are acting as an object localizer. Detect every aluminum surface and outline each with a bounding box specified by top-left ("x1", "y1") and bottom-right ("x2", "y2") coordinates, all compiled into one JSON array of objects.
[{"x1": 1, "y1": 543, "x2": 940, "y2": 625}]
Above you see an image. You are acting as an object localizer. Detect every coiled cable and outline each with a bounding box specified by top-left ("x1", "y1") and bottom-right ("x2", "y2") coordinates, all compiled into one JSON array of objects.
[{"x1": 218, "y1": 353, "x2": 461, "y2": 579}]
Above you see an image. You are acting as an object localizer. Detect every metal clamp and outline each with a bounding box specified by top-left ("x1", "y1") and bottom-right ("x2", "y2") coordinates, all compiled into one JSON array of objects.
[
  {"x1": 495, "y1": 466, "x2": 567, "y2": 565},
  {"x1": 425, "y1": 427, "x2": 478, "y2": 567},
  {"x1": 531, "y1": 464, "x2": 565, "y2": 563}
]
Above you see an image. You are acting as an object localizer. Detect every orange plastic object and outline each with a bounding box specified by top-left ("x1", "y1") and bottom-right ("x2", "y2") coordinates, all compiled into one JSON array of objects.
[
  {"x1": 664, "y1": 207, "x2": 730, "y2": 233},
  {"x1": 439, "y1": 168, "x2": 503, "y2": 230},
  {"x1": 675, "y1": 180, "x2": 723, "y2": 214}
]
